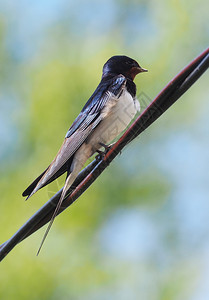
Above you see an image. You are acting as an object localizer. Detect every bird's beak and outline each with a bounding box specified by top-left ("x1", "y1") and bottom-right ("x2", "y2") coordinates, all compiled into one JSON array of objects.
[
  {"x1": 137, "y1": 66, "x2": 148, "y2": 73},
  {"x1": 129, "y1": 66, "x2": 148, "y2": 80}
]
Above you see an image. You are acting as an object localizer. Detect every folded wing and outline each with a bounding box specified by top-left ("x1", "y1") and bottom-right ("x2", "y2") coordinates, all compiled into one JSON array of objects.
[{"x1": 23, "y1": 74, "x2": 126, "y2": 199}]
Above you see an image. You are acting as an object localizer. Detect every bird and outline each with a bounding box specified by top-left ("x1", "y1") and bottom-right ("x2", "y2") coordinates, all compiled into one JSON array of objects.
[{"x1": 22, "y1": 55, "x2": 148, "y2": 254}]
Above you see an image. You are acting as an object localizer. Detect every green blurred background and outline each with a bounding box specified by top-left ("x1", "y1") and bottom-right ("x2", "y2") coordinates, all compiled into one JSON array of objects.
[{"x1": 0, "y1": 0, "x2": 209, "y2": 299}]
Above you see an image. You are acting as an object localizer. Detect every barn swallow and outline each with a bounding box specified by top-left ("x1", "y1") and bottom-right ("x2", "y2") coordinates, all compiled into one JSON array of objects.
[{"x1": 22, "y1": 55, "x2": 147, "y2": 253}]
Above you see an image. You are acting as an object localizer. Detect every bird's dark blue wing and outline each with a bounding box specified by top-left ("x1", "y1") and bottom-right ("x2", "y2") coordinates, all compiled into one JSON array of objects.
[
  {"x1": 24, "y1": 74, "x2": 126, "y2": 198},
  {"x1": 65, "y1": 74, "x2": 126, "y2": 138}
]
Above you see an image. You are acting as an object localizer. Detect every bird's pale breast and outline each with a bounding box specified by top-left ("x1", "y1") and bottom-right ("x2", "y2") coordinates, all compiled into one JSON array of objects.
[{"x1": 87, "y1": 90, "x2": 140, "y2": 151}]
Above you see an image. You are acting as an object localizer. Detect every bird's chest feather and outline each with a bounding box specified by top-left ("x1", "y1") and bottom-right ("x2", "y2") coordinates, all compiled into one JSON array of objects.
[
  {"x1": 88, "y1": 90, "x2": 140, "y2": 150},
  {"x1": 110, "y1": 90, "x2": 139, "y2": 123}
]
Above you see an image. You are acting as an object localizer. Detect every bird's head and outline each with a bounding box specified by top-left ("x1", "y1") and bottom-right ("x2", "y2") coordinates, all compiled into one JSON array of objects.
[{"x1": 102, "y1": 55, "x2": 147, "y2": 80}]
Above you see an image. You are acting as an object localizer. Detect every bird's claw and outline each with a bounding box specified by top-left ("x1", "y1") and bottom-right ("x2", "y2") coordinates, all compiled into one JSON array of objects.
[
  {"x1": 95, "y1": 143, "x2": 113, "y2": 161},
  {"x1": 99, "y1": 142, "x2": 112, "y2": 153}
]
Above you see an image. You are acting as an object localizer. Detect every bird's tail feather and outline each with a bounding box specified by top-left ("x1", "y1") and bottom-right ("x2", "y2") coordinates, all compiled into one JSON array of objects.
[
  {"x1": 36, "y1": 144, "x2": 92, "y2": 255},
  {"x1": 22, "y1": 167, "x2": 49, "y2": 198},
  {"x1": 36, "y1": 163, "x2": 83, "y2": 255},
  {"x1": 23, "y1": 156, "x2": 74, "y2": 199}
]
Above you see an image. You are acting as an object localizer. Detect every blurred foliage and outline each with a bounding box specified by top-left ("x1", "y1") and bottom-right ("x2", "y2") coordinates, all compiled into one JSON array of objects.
[{"x1": 0, "y1": 0, "x2": 209, "y2": 299}]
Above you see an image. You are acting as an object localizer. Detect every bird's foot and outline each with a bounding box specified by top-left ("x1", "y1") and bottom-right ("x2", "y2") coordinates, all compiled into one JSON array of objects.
[
  {"x1": 95, "y1": 143, "x2": 113, "y2": 161},
  {"x1": 99, "y1": 142, "x2": 113, "y2": 153}
]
